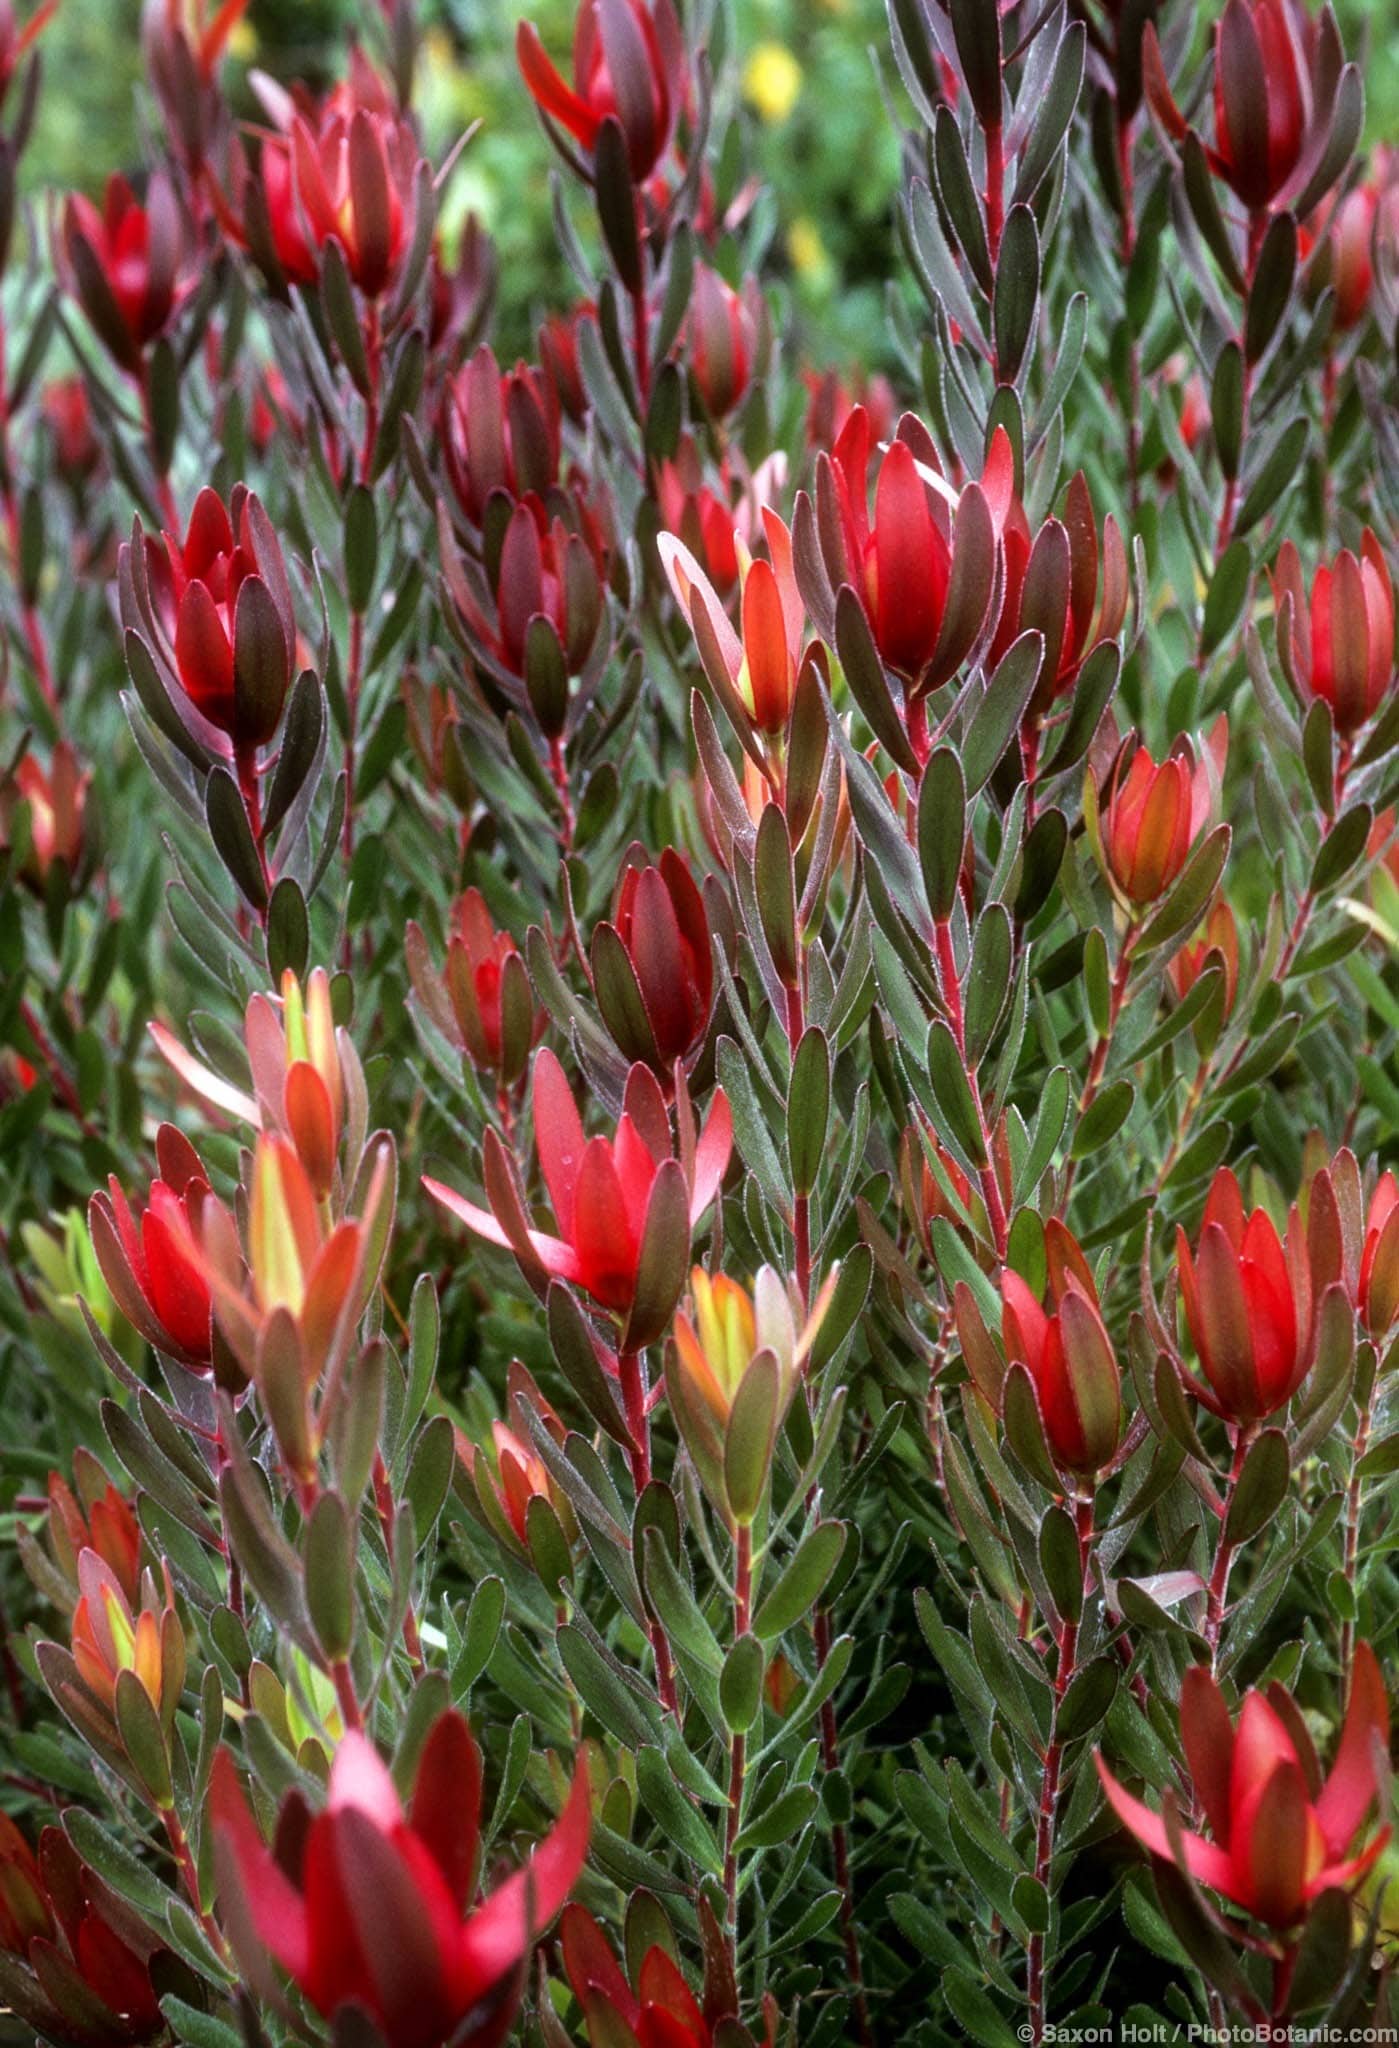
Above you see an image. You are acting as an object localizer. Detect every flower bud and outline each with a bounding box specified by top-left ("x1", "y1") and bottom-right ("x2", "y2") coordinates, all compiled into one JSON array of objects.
[
  {"x1": 1001, "y1": 1224, "x2": 1122, "y2": 1478},
  {"x1": 442, "y1": 344, "x2": 562, "y2": 531},
  {"x1": 1099, "y1": 725, "x2": 1224, "y2": 909},
  {"x1": 70, "y1": 1552, "x2": 183, "y2": 1727},
  {"x1": 1175, "y1": 1165, "x2": 1312, "y2": 1421},
  {"x1": 211, "y1": 1710, "x2": 590, "y2": 2048},
  {"x1": 596, "y1": 848, "x2": 714, "y2": 1071},
  {"x1": 45, "y1": 1456, "x2": 141, "y2": 1607},
  {"x1": 1167, "y1": 901, "x2": 1240, "y2": 1015},
  {"x1": 0, "y1": 742, "x2": 88, "y2": 890},
  {"x1": 517, "y1": 0, "x2": 687, "y2": 182},
  {"x1": 60, "y1": 173, "x2": 186, "y2": 373},
  {"x1": 1097, "y1": 1644, "x2": 1390, "y2": 1930},
  {"x1": 88, "y1": 1126, "x2": 218, "y2": 1369},
  {"x1": 142, "y1": 484, "x2": 295, "y2": 754},
  {"x1": 1274, "y1": 532, "x2": 1395, "y2": 738},
  {"x1": 687, "y1": 264, "x2": 758, "y2": 419},
  {"x1": 0, "y1": 1821, "x2": 165, "y2": 2047}
]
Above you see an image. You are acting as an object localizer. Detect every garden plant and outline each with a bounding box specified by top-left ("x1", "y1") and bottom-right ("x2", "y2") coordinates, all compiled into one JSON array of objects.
[{"x1": 0, "y1": 0, "x2": 1398, "y2": 2041}]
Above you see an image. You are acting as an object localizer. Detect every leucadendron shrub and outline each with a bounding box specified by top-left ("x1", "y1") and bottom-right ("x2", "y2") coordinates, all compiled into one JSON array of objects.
[{"x1": 0, "y1": 0, "x2": 1397, "y2": 2042}]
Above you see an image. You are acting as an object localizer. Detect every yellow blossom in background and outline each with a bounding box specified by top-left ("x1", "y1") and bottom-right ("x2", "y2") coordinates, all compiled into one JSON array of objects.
[
  {"x1": 743, "y1": 40, "x2": 801, "y2": 124},
  {"x1": 788, "y1": 215, "x2": 831, "y2": 287},
  {"x1": 227, "y1": 14, "x2": 255, "y2": 60}
]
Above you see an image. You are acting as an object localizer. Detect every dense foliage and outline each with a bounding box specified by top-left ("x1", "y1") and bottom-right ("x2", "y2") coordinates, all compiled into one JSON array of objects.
[{"x1": 1, "y1": 1, "x2": 1398, "y2": 2044}]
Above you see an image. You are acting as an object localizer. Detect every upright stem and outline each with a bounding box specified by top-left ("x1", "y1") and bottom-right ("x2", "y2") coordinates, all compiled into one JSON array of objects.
[
  {"x1": 1026, "y1": 1493, "x2": 1094, "y2": 2044},
  {"x1": 934, "y1": 918, "x2": 1008, "y2": 1257},
  {"x1": 331, "y1": 1656, "x2": 363, "y2": 1732},
  {"x1": 984, "y1": 119, "x2": 1004, "y2": 266},
  {"x1": 549, "y1": 735, "x2": 575, "y2": 850},
  {"x1": 1215, "y1": 210, "x2": 1267, "y2": 561},
  {"x1": 372, "y1": 1448, "x2": 425, "y2": 1673},
  {"x1": 1206, "y1": 1426, "x2": 1251, "y2": 1668},
  {"x1": 1117, "y1": 112, "x2": 1142, "y2": 518},
  {"x1": 723, "y1": 1522, "x2": 752, "y2": 1967},
  {"x1": 619, "y1": 1348, "x2": 679, "y2": 1716},
  {"x1": 1339, "y1": 1384, "x2": 1373, "y2": 1674},
  {"x1": 162, "y1": 1806, "x2": 230, "y2": 1959},
  {"x1": 235, "y1": 743, "x2": 271, "y2": 908},
  {"x1": 1061, "y1": 925, "x2": 1136, "y2": 1208}
]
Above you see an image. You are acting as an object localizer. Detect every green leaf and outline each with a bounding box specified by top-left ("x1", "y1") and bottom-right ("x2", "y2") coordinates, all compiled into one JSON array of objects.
[
  {"x1": 720, "y1": 1632, "x2": 765, "y2": 1735},
  {"x1": 787, "y1": 1027, "x2": 830, "y2": 1199},
  {"x1": 753, "y1": 1522, "x2": 847, "y2": 1640},
  {"x1": 1223, "y1": 1428, "x2": 1290, "y2": 1546},
  {"x1": 918, "y1": 748, "x2": 966, "y2": 922},
  {"x1": 635, "y1": 1745, "x2": 723, "y2": 1877}
]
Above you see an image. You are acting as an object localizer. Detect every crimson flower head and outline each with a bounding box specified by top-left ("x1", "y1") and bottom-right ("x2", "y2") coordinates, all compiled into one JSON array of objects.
[
  {"x1": 1167, "y1": 901, "x2": 1241, "y2": 1017},
  {"x1": 443, "y1": 343, "x2": 562, "y2": 531},
  {"x1": 212, "y1": 1709, "x2": 591, "y2": 2048},
  {"x1": 426, "y1": 1049, "x2": 731, "y2": 1346},
  {"x1": 1097, "y1": 1645, "x2": 1390, "y2": 1931},
  {"x1": 1315, "y1": 179, "x2": 1379, "y2": 330},
  {"x1": 1001, "y1": 1222, "x2": 1122, "y2": 1478},
  {"x1": 804, "y1": 365, "x2": 896, "y2": 450},
  {"x1": 561, "y1": 1902, "x2": 775, "y2": 2048},
  {"x1": 1175, "y1": 1166, "x2": 1312, "y2": 1422},
  {"x1": 0, "y1": 1818, "x2": 165, "y2": 2046},
  {"x1": 984, "y1": 465, "x2": 1128, "y2": 718},
  {"x1": 517, "y1": 0, "x2": 687, "y2": 182},
  {"x1": 800, "y1": 406, "x2": 996, "y2": 703},
  {"x1": 1145, "y1": 0, "x2": 1355, "y2": 218},
  {"x1": 1305, "y1": 1147, "x2": 1399, "y2": 1339},
  {"x1": 594, "y1": 847, "x2": 714, "y2": 1071},
  {"x1": 407, "y1": 887, "x2": 541, "y2": 1084},
  {"x1": 1274, "y1": 532, "x2": 1395, "y2": 738},
  {"x1": 660, "y1": 504, "x2": 805, "y2": 741},
  {"x1": 46, "y1": 1455, "x2": 142, "y2": 1607},
  {"x1": 686, "y1": 264, "x2": 759, "y2": 419},
  {"x1": 140, "y1": 484, "x2": 296, "y2": 754},
  {"x1": 1099, "y1": 722, "x2": 1226, "y2": 909},
  {"x1": 69, "y1": 1551, "x2": 184, "y2": 1724},
  {"x1": 538, "y1": 302, "x2": 595, "y2": 423},
  {"x1": 43, "y1": 376, "x2": 101, "y2": 487},
  {"x1": 89, "y1": 1124, "x2": 217, "y2": 1369},
  {"x1": 60, "y1": 172, "x2": 186, "y2": 374},
  {"x1": 1, "y1": 742, "x2": 88, "y2": 890},
  {"x1": 657, "y1": 457, "x2": 741, "y2": 596},
  {"x1": 0, "y1": 0, "x2": 55, "y2": 103},
  {"x1": 443, "y1": 492, "x2": 607, "y2": 719}
]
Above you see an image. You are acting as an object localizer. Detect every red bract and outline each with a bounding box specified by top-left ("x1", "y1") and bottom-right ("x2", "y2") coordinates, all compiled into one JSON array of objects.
[
  {"x1": 425, "y1": 1049, "x2": 731, "y2": 1345},
  {"x1": 46, "y1": 1457, "x2": 142, "y2": 1606},
  {"x1": 803, "y1": 364, "x2": 896, "y2": 450},
  {"x1": 660, "y1": 506, "x2": 806, "y2": 741},
  {"x1": 517, "y1": 0, "x2": 686, "y2": 182},
  {"x1": 596, "y1": 846, "x2": 714, "y2": 1069},
  {"x1": 1175, "y1": 1166, "x2": 1312, "y2": 1421},
  {"x1": 1318, "y1": 179, "x2": 1378, "y2": 329},
  {"x1": 656, "y1": 453, "x2": 741, "y2": 596},
  {"x1": 407, "y1": 890, "x2": 542, "y2": 1091},
  {"x1": 139, "y1": 484, "x2": 295, "y2": 754},
  {"x1": 70, "y1": 1551, "x2": 183, "y2": 1722},
  {"x1": 561, "y1": 1906, "x2": 723, "y2": 2047},
  {"x1": 1167, "y1": 901, "x2": 1241, "y2": 1015},
  {"x1": 0, "y1": 1819, "x2": 165, "y2": 2046},
  {"x1": 443, "y1": 492, "x2": 607, "y2": 713},
  {"x1": 1001, "y1": 1223, "x2": 1122, "y2": 1477},
  {"x1": 60, "y1": 172, "x2": 186, "y2": 374},
  {"x1": 800, "y1": 405, "x2": 995, "y2": 702},
  {"x1": 1306, "y1": 1148, "x2": 1399, "y2": 1338},
  {"x1": 42, "y1": 376, "x2": 102, "y2": 487},
  {"x1": 0, "y1": 0, "x2": 54, "y2": 102},
  {"x1": 1144, "y1": 0, "x2": 1354, "y2": 217},
  {"x1": 1096, "y1": 1645, "x2": 1390, "y2": 1929},
  {"x1": 211, "y1": 1710, "x2": 590, "y2": 2048},
  {"x1": 89, "y1": 1124, "x2": 217, "y2": 1368},
  {"x1": 1099, "y1": 725, "x2": 1225, "y2": 909},
  {"x1": 443, "y1": 344, "x2": 562, "y2": 530},
  {"x1": 538, "y1": 302, "x2": 595, "y2": 423},
  {"x1": 1, "y1": 742, "x2": 87, "y2": 888},
  {"x1": 1274, "y1": 532, "x2": 1395, "y2": 738},
  {"x1": 985, "y1": 469, "x2": 1128, "y2": 718},
  {"x1": 687, "y1": 264, "x2": 758, "y2": 419}
]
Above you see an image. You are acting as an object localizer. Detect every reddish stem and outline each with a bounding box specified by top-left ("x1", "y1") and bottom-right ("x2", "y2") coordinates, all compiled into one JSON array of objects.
[
  {"x1": 1026, "y1": 1494, "x2": 1095, "y2": 2042},
  {"x1": 619, "y1": 1349, "x2": 680, "y2": 1716},
  {"x1": 372, "y1": 1449, "x2": 426, "y2": 1673},
  {"x1": 934, "y1": 918, "x2": 1009, "y2": 1257},
  {"x1": 723, "y1": 1521, "x2": 752, "y2": 1963},
  {"x1": 1205, "y1": 1426, "x2": 1252, "y2": 1667}
]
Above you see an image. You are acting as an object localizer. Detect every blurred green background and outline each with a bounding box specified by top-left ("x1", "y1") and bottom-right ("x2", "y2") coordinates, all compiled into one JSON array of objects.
[{"x1": 19, "y1": 0, "x2": 1399, "y2": 366}]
